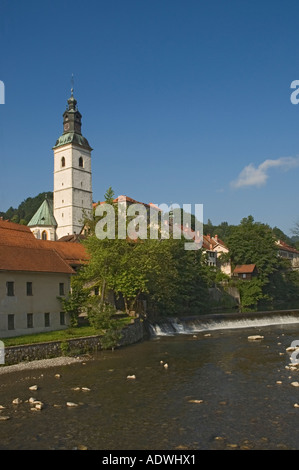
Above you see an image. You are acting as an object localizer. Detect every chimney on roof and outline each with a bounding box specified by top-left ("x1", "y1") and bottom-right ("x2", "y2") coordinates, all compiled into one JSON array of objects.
[
  {"x1": 214, "y1": 234, "x2": 218, "y2": 242},
  {"x1": 207, "y1": 234, "x2": 211, "y2": 241}
]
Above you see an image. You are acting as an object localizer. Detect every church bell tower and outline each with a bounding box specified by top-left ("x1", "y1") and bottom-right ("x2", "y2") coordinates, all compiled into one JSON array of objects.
[{"x1": 53, "y1": 85, "x2": 93, "y2": 239}]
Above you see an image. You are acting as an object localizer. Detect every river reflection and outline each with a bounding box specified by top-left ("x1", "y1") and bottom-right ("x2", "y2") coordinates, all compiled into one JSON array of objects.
[{"x1": 1, "y1": 323, "x2": 299, "y2": 450}]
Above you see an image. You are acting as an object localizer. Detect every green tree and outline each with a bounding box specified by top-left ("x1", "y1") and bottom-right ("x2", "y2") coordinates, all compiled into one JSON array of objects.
[
  {"x1": 59, "y1": 277, "x2": 89, "y2": 327},
  {"x1": 103, "y1": 186, "x2": 115, "y2": 205},
  {"x1": 226, "y1": 216, "x2": 278, "y2": 283}
]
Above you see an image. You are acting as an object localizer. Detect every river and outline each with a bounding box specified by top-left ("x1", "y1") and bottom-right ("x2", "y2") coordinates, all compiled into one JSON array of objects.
[{"x1": 1, "y1": 314, "x2": 299, "y2": 450}]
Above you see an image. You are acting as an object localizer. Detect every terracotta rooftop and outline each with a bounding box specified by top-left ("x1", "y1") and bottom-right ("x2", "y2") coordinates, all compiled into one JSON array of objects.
[
  {"x1": 0, "y1": 220, "x2": 88, "y2": 271},
  {"x1": 95, "y1": 195, "x2": 161, "y2": 211},
  {"x1": 276, "y1": 240, "x2": 299, "y2": 254},
  {"x1": 233, "y1": 264, "x2": 257, "y2": 274},
  {"x1": 0, "y1": 245, "x2": 74, "y2": 274}
]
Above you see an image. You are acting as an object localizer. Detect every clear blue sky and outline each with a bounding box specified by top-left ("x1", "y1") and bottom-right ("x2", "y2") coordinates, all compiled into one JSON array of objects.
[{"x1": 1, "y1": 0, "x2": 299, "y2": 236}]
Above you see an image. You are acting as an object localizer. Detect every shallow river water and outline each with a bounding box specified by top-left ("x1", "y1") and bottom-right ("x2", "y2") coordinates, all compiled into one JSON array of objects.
[{"x1": 2, "y1": 321, "x2": 299, "y2": 450}]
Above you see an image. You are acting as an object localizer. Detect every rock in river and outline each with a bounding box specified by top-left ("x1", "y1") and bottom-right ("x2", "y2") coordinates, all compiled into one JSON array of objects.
[{"x1": 248, "y1": 335, "x2": 264, "y2": 341}]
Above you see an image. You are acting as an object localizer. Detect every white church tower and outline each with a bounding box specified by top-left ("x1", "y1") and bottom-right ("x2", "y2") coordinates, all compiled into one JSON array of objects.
[{"x1": 53, "y1": 87, "x2": 93, "y2": 240}]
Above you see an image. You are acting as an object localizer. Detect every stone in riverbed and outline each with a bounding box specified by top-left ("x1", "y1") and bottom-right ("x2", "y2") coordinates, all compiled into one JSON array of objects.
[
  {"x1": 29, "y1": 385, "x2": 38, "y2": 391},
  {"x1": 248, "y1": 335, "x2": 264, "y2": 341},
  {"x1": 34, "y1": 403, "x2": 44, "y2": 410},
  {"x1": 12, "y1": 398, "x2": 22, "y2": 405},
  {"x1": 0, "y1": 416, "x2": 10, "y2": 421},
  {"x1": 66, "y1": 402, "x2": 79, "y2": 407}
]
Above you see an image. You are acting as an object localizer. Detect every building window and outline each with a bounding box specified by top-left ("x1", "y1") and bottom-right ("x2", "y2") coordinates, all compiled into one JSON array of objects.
[
  {"x1": 42, "y1": 230, "x2": 48, "y2": 240},
  {"x1": 61, "y1": 157, "x2": 65, "y2": 167},
  {"x1": 79, "y1": 157, "x2": 83, "y2": 168},
  {"x1": 27, "y1": 313, "x2": 33, "y2": 328},
  {"x1": 60, "y1": 312, "x2": 65, "y2": 325},
  {"x1": 59, "y1": 283, "x2": 65, "y2": 296},
  {"x1": 26, "y1": 282, "x2": 33, "y2": 296},
  {"x1": 8, "y1": 314, "x2": 14, "y2": 330},
  {"x1": 44, "y1": 313, "x2": 50, "y2": 327},
  {"x1": 6, "y1": 282, "x2": 14, "y2": 296}
]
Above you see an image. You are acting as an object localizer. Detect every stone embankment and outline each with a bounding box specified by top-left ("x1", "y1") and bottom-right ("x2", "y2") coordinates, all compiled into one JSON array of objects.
[{"x1": 2, "y1": 319, "x2": 146, "y2": 366}]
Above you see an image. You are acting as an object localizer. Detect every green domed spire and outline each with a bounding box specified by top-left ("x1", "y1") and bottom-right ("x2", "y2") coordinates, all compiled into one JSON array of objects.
[{"x1": 53, "y1": 81, "x2": 92, "y2": 151}]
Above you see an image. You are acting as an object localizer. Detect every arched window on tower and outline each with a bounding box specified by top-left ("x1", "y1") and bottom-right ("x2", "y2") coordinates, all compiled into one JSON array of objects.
[
  {"x1": 61, "y1": 157, "x2": 65, "y2": 167},
  {"x1": 42, "y1": 231, "x2": 48, "y2": 240},
  {"x1": 79, "y1": 156, "x2": 84, "y2": 168}
]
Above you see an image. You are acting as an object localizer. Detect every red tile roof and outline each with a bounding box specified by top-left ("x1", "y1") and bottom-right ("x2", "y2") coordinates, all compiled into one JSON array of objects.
[
  {"x1": 95, "y1": 195, "x2": 161, "y2": 211},
  {"x1": 0, "y1": 245, "x2": 74, "y2": 274},
  {"x1": 233, "y1": 264, "x2": 257, "y2": 274},
  {"x1": 0, "y1": 220, "x2": 88, "y2": 272},
  {"x1": 276, "y1": 240, "x2": 299, "y2": 254},
  {"x1": 39, "y1": 240, "x2": 89, "y2": 266}
]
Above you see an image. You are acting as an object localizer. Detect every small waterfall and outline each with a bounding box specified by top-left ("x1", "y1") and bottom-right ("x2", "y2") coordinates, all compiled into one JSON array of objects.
[{"x1": 148, "y1": 310, "x2": 299, "y2": 337}]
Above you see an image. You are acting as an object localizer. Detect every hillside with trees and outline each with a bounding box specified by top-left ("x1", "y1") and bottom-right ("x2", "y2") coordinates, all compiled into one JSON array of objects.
[{"x1": 0, "y1": 192, "x2": 53, "y2": 225}]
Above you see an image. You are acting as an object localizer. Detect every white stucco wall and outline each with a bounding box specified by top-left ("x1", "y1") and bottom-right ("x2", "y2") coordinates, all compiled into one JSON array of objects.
[{"x1": 0, "y1": 271, "x2": 71, "y2": 338}]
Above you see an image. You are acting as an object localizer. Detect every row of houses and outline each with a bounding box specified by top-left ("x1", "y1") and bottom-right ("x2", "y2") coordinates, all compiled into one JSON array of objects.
[{"x1": 203, "y1": 234, "x2": 299, "y2": 279}]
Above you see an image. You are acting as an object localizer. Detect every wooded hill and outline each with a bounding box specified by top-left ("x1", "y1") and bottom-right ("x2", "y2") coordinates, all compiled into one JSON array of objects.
[{"x1": 0, "y1": 192, "x2": 53, "y2": 225}]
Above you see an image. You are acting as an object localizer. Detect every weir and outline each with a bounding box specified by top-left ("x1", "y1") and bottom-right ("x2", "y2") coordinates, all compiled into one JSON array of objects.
[{"x1": 148, "y1": 310, "x2": 299, "y2": 336}]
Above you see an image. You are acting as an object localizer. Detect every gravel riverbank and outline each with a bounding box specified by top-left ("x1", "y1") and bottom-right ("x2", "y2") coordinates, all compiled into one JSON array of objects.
[{"x1": 0, "y1": 356, "x2": 85, "y2": 375}]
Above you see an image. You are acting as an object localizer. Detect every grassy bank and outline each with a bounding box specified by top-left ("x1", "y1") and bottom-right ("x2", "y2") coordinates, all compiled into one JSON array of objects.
[{"x1": 2, "y1": 317, "x2": 133, "y2": 348}]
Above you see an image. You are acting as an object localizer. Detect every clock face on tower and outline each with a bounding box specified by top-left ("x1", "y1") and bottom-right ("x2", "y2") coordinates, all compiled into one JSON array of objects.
[{"x1": 64, "y1": 123, "x2": 70, "y2": 132}]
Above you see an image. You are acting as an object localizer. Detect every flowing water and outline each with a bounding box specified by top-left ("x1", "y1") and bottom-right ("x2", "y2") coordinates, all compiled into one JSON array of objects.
[{"x1": 2, "y1": 312, "x2": 299, "y2": 450}]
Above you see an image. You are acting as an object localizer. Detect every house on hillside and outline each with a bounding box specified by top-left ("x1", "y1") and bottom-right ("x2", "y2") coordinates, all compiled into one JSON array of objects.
[
  {"x1": 276, "y1": 240, "x2": 299, "y2": 270},
  {"x1": 0, "y1": 220, "x2": 88, "y2": 338},
  {"x1": 202, "y1": 234, "x2": 232, "y2": 276},
  {"x1": 232, "y1": 264, "x2": 258, "y2": 280}
]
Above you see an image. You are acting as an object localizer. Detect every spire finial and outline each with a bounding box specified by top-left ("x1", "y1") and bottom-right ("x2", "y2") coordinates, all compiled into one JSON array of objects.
[{"x1": 71, "y1": 73, "x2": 74, "y2": 97}]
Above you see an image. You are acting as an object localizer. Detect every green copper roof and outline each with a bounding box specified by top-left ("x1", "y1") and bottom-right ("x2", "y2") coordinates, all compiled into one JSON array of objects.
[
  {"x1": 53, "y1": 132, "x2": 92, "y2": 150},
  {"x1": 28, "y1": 198, "x2": 57, "y2": 228}
]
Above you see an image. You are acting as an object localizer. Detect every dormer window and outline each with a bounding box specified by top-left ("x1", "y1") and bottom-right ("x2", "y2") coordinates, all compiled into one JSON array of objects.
[{"x1": 79, "y1": 157, "x2": 83, "y2": 168}]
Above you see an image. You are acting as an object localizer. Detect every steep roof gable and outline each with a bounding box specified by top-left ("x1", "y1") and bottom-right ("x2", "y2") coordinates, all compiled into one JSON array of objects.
[{"x1": 28, "y1": 198, "x2": 57, "y2": 227}]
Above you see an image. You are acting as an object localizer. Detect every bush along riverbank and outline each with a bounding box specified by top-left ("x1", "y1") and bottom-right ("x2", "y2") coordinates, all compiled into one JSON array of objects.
[{"x1": 1, "y1": 318, "x2": 146, "y2": 366}]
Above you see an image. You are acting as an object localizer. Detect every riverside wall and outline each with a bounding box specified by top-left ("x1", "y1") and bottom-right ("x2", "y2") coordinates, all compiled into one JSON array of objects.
[{"x1": 2, "y1": 319, "x2": 147, "y2": 366}]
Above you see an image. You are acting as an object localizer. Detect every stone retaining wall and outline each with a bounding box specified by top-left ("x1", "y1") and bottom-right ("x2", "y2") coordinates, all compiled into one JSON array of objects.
[{"x1": 3, "y1": 319, "x2": 146, "y2": 366}]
